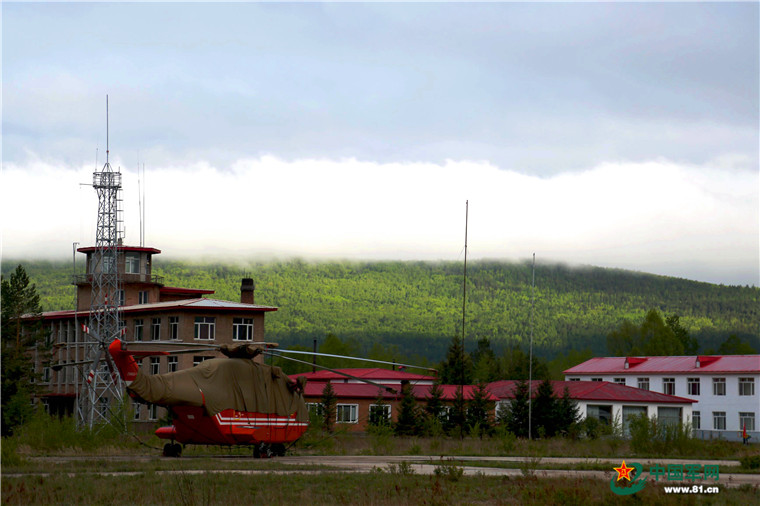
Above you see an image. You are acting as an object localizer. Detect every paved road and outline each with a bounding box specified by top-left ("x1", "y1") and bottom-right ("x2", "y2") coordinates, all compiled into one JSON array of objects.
[{"x1": 13, "y1": 454, "x2": 759, "y2": 488}]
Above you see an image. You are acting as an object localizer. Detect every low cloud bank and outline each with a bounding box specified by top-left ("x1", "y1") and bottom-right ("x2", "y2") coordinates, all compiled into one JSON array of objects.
[{"x1": 3, "y1": 156, "x2": 757, "y2": 285}]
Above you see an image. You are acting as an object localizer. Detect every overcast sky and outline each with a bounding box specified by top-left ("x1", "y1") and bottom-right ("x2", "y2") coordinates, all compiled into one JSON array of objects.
[{"x1": 2, "y1": 2, "x2": 758, "y2": 286}]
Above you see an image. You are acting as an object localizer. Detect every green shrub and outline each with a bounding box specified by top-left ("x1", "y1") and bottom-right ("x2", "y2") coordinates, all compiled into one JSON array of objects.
[{"x1": 740, "y1": 455, "x2": 760, "y2": 470}]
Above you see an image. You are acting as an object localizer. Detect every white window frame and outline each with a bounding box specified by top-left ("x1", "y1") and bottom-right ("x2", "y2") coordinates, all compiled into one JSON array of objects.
[
  {"x1": 369, "y1": 404, "x2": 392, "y2": 423},
  {"x1": 134, "y1": 403, "x2": 141, "y2": 420},
  {"x1": 590, "y1": 377, "x2": 603, "y2": 382},
  {"x1": 712, "y1": 411, "x2": 726, "y2": 430},
  {"x1": 613, "y1": 378, "x2": 626, "y2": 385},
  {"x1": 194, "y1": 317, "x2": 216, "y2": 340},
  {"x1": 662, "y1": 377, "x2": 675, "y2": 396},
  {"x1": 336, "y1": 404, "x2": 359, "y2": 424},
  {"x1": 150, "y1": 357, "x2": 160, "y2": 375},
  {"x1": 149, "y1": 404, "x2": 158, "y2": 421},
  {"x1": 739, "y1": 412, "x2": 756, "y2": 431},
  {"x1": 739, "y1": 378, "x2": 755, "y2": 396},
  {"x1": 151, "y1": 318, "x2": 161, "y2": 341},
  {"x1": 169, "y1": 316, "x2": 179, "y2": 340},
  {"x1": 167, "y1": 356, "x2": 178, "y2": 373},
  {"x1": 134, "y1": 319, "x2": 144, "y2": 341},
  {"x1": 637, "y1": 377, "x2": 650, "y2": 390},
  {"x1": 125, "y1": 254, "x2": 140, "y2": 274},
  {"x1": 692, "y1": 411, "x2": 700, "y2": 430},
  {"x1": 687, "y1": 377, "x2": 700, "y2": 396},
  {"x1": 232, "y1": 317, "x2": 254, "y2": 341},
  {"x1": 117, "y1": 290, "x2": 125, "y2": 307},
  {"x1": 712, "y1": 377, "x2": 726, "y2": 396},
  {"x1": 193, "y1": 356, "x2": 212, "y2": 367},
  {"x1": 138, "y1": 291, "x2": 149, "y2": 304}
]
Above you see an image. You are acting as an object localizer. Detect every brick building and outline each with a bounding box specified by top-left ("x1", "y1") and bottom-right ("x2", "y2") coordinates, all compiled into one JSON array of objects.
[{"x1": 24, "y1": 243, "x2": 276, "y2": 422}]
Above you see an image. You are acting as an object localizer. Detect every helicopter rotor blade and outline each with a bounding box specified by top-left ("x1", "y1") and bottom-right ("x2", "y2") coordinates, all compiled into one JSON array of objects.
[
  {"x1": 264, "y1": 351, "x2": 399, "y2": 394},
  {"x1": 50, "y1": 359, "x2": 94, "y2": 371},
  {"x1": 270, "y1": 348, "x2": 437, "y2": 374}
]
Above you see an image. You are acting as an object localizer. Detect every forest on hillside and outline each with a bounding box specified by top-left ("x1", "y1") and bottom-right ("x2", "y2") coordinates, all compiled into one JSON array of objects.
[{"x1": 3, "y1": 258, "x2": 758, "y2": 362}]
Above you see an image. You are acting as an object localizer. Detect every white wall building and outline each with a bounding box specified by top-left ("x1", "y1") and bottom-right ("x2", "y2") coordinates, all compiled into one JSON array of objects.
[
  {"x1": 488, "y1": 380, "x2": 694, "y2": 437},
  {"x1": 564, "y1": 355, "x2": 760, "y2": 442}
]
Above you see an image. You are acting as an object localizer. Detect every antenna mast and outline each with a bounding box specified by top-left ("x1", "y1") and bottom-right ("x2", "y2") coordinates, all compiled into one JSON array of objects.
[
  {"x1": 76, "y1": 95, "x2": 125, "y2": 429},
  {"x1": 528, "y1": 253, "x2": 535, "y2": 440},
  {"x1": 461, "y1": 200, "x2": 468, "y2": 386}
]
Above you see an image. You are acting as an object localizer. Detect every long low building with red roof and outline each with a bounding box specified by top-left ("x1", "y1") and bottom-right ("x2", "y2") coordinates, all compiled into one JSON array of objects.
[
  {"x1": 488, "y1": 380, "x2": 695, "y2": 436},
  {"x1": 297, "y1": 368, "x2": 497, "y2": 432},
  {"x1": 564, "y1": 355, "x2": 760, "y2": 441}
]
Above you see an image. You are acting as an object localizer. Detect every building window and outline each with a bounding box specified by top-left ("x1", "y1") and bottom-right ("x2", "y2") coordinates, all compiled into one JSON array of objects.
[
  {"x1": 687, "y1": 378, "x2": 700, "y2": 396},
  {"x1": 168, "y1": 356, "x2": 178, "y2": 373},
  {"x1": 151, "y1": 318, "x2": 161, "y2": 340},
  {"x1": 169, "y1": 317, "x2": 179, "y2": 340},
  {"x1": 692, "y1": 411, "x2": 700, "y2": 430},
  {"x1": 739, "y1": 412, "x2": 756, "y2": 431},
  {"x1": 712, "y1": 411, "x2": 726, "y2": 430},
  {"x1": 663, "y1": 378, "x2": 675, "y2": 396},
  {"x1": 149, "y1": 404, "x2": 158, "y2": 421},
  {"x1": 134, "y1": 403, "x2": 141, "y2": 420},
  {"x1": 613, "y1": 378, "x2": 626, "y2": 385},
  {"x1": 150, "y1": 357, "x2": 160, "y2": 375},
  {"x1": 712, "y1": 378, "x2": 726, "y2": 396},
  {"x1": 336, "y1": 404, "x2": 359, "y2": 424},
  {"x1": 637, "y1": 378, "x2": 650, "y2": 391},
  {"x1": 590, "y1": 378, "x2": 603, "y2": 382},
  {"x1": 193, "y1": 356, "x2": 212, "y2": 367},
  {"x1": 117, "y1": 290, "x2": 125, "y2": 306},
  {"x1": 568, "y1": 378, "x2": 580, "y2": 382},
  {"x1": 102, "y1": 254, "x2": 115, "y2": 273},
  {"x1": 586, "y1": 405, "x2": 612, "y2": 425},
  {"x1": 233, "y1": 318, "x2": 254, "y2": 341},
  {"x1": 125, "y1": 254, "x2": 140, "y2": 274},
  {"x1": 138, "y1": 291, "x2": 149, "y2": 304},
  {"x1": 739, "y1": 378, "x2": 755, "y2": 396},
  {"x1": 134, "y1": 319, "x2": 144, "y2": 341},
  {"x1": 42, "y1": 366, "x2": 50, "y2": 383},
  {"x1": 98, "y1": 397, "x2": 109, "y2": 419},
  {"x1": 194, "y1": 317, "x2": 215, "y2": 340},
  {"x1": 369, "y1": 404, "x2": 392, "y2": 424},
  {"x1": 306, "y1": 403, "x2": 322, "y2": 418}
]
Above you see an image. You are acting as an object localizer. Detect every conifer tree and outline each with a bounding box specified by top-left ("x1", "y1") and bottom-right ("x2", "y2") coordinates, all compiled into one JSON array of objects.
[
  {"x1": 320, "y1": 382, "x2": 337, "y2": 433},
  {"x1": 466, "y1": 382, "x2": 494, "y2": 437},
  {"x1": 394, "y1": 381, "x2": 420, "y2": 436},
  {"x1": 503, "y1": 380, "x2": 529, "y2": 438}
]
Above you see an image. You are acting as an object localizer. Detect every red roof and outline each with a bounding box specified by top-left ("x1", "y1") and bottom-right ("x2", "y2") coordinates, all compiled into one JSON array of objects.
[
  {"x1": 160, "y1": 286, "x2": 215, "y2": 295},
  {"x1": 77, "y1": 245, "x2": 161, "y2": 254},
  {"x1": 25, "y1": 298, "x2": 277, "y2": 321},
  {"x1": 303, "y1": 381, "x2": 497, "y2": 401},
  {"x1": 295, "y1": 368, "x2": 435, "y2": 383},
  {"x1": 488, "y1": 380, "x2": 694, "y2": 404},
  {"x1": 564, "y1": 355, "x2": 760, "y2": 375}
]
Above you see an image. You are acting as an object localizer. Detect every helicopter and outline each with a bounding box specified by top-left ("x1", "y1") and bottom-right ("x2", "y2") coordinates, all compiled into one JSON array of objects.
[{"x1": 105, "y1": 336, "x2": 434, "y2": 457}]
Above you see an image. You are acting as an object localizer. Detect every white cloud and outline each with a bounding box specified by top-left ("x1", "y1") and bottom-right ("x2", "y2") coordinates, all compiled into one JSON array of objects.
[{"x1": 2, "y1": 156, "x2": 757, "y2": 285}]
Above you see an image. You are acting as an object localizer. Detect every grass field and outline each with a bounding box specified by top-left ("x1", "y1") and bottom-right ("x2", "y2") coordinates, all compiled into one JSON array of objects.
[{"x1": 3, "y1": 415, "x2": 759, "y2": 505}]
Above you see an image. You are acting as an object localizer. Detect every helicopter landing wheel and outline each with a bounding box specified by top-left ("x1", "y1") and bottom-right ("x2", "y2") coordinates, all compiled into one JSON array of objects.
[
  {"x1": 271, "y1": 443, "x2": 286, "y2": 457},
  {"x1": 163, "y1": 442, "x2": 183, "y2": 457},
  {"x1": 253, "y1": 443, "x2": 272, "y2": 459}
]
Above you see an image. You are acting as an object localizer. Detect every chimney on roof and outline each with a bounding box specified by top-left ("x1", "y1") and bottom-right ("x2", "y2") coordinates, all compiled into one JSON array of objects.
[{"x1": 241, "y1": 278, "x2": 255, "y2": 304}]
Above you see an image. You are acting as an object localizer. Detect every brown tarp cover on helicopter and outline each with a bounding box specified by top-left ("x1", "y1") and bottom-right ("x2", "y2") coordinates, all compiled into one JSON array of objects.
[{"x1": 127, "y1": 357, "x2": 308, "y2": 422}]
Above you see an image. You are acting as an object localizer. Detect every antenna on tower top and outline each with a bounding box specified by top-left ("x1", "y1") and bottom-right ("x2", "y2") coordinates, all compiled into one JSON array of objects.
[{"x1": 106, "y1": 95, "x2": 110, "y2": 163}]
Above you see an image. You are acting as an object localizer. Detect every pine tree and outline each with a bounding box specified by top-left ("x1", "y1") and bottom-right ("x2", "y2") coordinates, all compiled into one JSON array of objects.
[
  {"x1": 446, "y1": 385, "x2": 467, "y2": 438},
  {"x1": 440, "y1": 336, "x2": 473, "y2": 385},
  {"x1": 532, "y1": 378, "x2": 558, "y2": 438},
  {"x1": 394, "y1": 381, "x2": 420, "y2": 436},
  {"x1": 320, "y1": 382, "x2": 337, "y2": 433},
  {"x1": 504, "y1": 380, "x2": 529, "y2": 438},
  {"x1": 466, "y1": 382, "x2": 494, "y2": 437},
  {"x1": 1, "y1": 265, "x2": 44, "y2": 436},
  {"x1": 554, "y1": 386, "x2": 580, "y2": 436},
  {"x1": 425, "y1": 380, "x2": 445, "y2": 422}
]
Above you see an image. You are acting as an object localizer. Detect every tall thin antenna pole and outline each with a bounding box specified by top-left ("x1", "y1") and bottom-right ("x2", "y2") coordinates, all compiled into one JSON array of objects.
[
  {"x1": 142, "y1": 163, "x2": 146, "y2": 247},
  {"x1": 106, "y1": 95, "x2": 109, "y2": 163},
  {"x1": 528, "y1": 252, "x2": 535, "y2": 440},
  {"x1": 461, "y1": 200, "x2": 468, "y2": 386}
]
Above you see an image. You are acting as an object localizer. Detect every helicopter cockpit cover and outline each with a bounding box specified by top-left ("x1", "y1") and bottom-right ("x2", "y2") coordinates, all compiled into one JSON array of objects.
[{"x1": 127, "y1": 358, "x2": 308, "y2": 422}]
